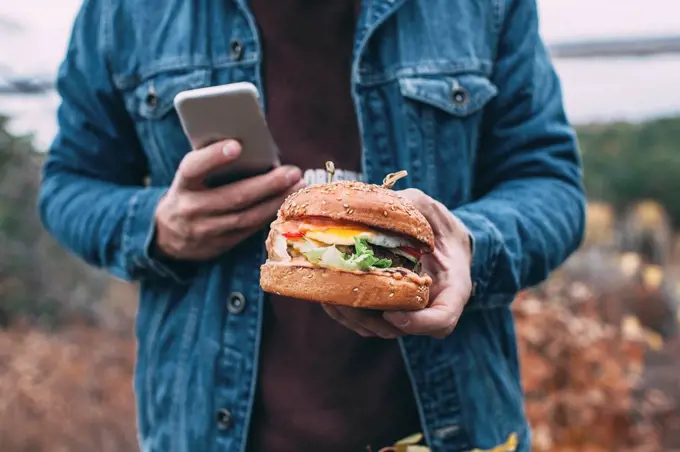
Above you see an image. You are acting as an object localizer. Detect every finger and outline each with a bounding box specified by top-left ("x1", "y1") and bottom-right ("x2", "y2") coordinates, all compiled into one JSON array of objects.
[
  {"x1": 210, "y1": 227, "x2": 260, "y2": 252},
  {"x1": 398, "y1": 188, "x2": 429, "y2": 209},
  {"x1": 168, "y1": 226, "x2": 258, "y2": 261},
  {"x1": 397, "y1": 189, "x2": 443, "y2": 233},
  {"x1": 334, "y1": 306, "x2": 404, "y2": 339},
  {"x1": 193, "y1": 181, "x2": 305, "y2": 237},
  {"x1": 175, "y1": 140, "x2": 242, "y2": 190},
  {"x1": 189, "y1": 165, "x2": 303, "y2": 215},
  {"x1": 383, "y1": 287, "x2": 463, "y2": 338},
  {"x1": 399, "y1": 188, "x2": 445, "y2": 224},
  {"x1": 322, "y1": 304, "x2": 376, "y2": 338},
  {"x1": 399, "y1": 189, "x2": 468, "y2": 249}
]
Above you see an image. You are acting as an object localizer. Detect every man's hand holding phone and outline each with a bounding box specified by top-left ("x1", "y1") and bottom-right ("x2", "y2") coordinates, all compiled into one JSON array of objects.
[{"x1": 154, "y1": 139, "x2": 304, "y2": 260}]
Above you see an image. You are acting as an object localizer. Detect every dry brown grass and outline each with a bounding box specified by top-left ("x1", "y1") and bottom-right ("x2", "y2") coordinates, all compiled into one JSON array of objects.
[
  {"x1": 0, "y1": 276, "x2": 678, "y2": 451},
  {"x1": 0, "y1": 324, "x2": 138, "y2": 452}
]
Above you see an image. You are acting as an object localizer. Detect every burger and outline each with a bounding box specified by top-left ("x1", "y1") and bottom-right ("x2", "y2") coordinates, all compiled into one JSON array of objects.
[{"x1": 260, "y1": 174, "x2": 434, "y2": 311}]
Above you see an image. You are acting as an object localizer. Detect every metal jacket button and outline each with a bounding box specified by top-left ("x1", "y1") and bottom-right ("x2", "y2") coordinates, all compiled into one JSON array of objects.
[
  {"x1": 145, "y1": 82, "x2": 159, "y2": 110},
  {"x1": 227, "y1": 292, "x2": 246, "y2": 314},
  {"x1": 216, "y1": 408, "x2": 232, "y2": 430},
  {"x1": 451, "y1": 80, "x2": 468, "y2": 106},
  {"x1": 230, "y1": 40, "x2": 244, "y2": 61}
]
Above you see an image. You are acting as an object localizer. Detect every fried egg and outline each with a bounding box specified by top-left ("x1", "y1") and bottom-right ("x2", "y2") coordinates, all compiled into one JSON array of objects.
[{"x1": 303, "y1": 225, "x2": 412, "y2": 249}]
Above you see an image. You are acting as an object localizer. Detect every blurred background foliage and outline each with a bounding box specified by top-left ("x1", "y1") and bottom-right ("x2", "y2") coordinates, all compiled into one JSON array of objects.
[
  {"x1": 580, "y1": 116, "x2": 680, "y2": 226},
  {"x1": 0, "y1": 115, "x2": 131, "y2": 331}
]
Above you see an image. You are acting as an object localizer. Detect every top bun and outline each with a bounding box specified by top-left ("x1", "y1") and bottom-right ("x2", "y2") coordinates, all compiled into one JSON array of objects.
[{"x1": 279, "y1": 180, "x2": 435, "y2": 252}]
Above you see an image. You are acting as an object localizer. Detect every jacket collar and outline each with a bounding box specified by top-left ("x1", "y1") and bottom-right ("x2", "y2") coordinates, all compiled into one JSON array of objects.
[{"x1": 352, "y1": 0, "x2": 410, "y2": 78}]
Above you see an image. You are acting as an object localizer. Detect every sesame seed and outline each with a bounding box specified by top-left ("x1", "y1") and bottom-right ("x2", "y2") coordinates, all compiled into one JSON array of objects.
[
  {"x1": 343, "y1": 203, "x2": 349, "y2": 208},
  {"x1": 389, "y1": 293, "x2": 394, "y2": 298},
  {"x1": 383, "y1": 211, "x2": 388, "y2": 216},
  {"x1": 353, "y1": 287, "x2": 359, "y2": 292}
]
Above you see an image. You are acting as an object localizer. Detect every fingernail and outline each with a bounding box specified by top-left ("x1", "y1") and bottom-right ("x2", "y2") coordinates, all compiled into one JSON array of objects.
[
  {"x1": 380, "y1": 333, "x2": 398, "y2": 340},
  {"x1": 384, "y1": 312, "x2": 409, "y2": 327},
  {"x1": 285, "y1": 166, "x2": 302, "y2": 184},
  {"x1": 222, "y1": 141, "x2": 239, "y2": 157},
  {"x1": 292, "y1": 180, "x2": 307, "y2": 191}
]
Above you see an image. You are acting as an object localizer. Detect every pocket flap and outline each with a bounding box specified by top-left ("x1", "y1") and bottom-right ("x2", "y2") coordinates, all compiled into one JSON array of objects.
[
  {"x1": 398, "y1": 74, "x2": 498, "y2": 117},
  {"x1": 127, "y1": 69, "x2": 211, "y2": 120}
]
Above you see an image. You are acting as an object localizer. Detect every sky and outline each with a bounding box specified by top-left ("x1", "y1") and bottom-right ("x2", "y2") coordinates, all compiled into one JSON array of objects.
[
  {"x1": 2, "y1": 0, "x2": 680, "y2": 74},
  {"x1": 537, "y1": 0, "x2": 680, "y2": 42},
  {"x1": 1, "y1": 0, "x2": 679, "y2": 149}
]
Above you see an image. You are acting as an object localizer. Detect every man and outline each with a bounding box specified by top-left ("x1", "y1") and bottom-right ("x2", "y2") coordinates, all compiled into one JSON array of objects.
[{"x1": 39, "y1": 0, "x2": 585, "y2": 451}]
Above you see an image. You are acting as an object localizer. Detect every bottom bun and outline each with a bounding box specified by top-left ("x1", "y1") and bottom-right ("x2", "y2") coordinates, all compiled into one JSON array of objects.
[{"x1": 260, "y1": 262, "x2": 430, "y2": 311}]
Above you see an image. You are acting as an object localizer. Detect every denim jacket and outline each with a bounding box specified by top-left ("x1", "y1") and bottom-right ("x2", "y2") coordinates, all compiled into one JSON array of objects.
[{"x1": 38, "y1": 0, "x2": 585, "y2": 451}]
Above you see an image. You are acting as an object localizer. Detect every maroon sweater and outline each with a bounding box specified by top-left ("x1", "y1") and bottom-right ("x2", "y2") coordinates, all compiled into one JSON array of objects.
[{"x1": 246, "y1": 1, "x2": 422, "y2": 451}]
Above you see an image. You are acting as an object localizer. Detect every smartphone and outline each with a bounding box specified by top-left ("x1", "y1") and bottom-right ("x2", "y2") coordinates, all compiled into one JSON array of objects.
[{"x1": 174, "y1": 82, "x2": 280, "y2": 188}]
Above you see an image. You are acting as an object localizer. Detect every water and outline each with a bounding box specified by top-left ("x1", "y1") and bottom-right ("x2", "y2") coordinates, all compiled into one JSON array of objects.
[{"x1": 1, "y1": 0, "x2": 680, "y2": 150}]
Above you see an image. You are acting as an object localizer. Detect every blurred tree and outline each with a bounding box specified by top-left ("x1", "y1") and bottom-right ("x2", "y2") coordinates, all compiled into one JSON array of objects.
[
  {"x1": 578, "y1": 116, "x2": 680, "y2": 226},
  {"x1": 0, "y1": 115, "x2": 110, "y2": 328}
]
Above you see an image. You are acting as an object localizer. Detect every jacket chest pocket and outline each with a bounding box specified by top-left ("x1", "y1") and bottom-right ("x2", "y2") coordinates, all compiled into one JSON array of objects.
[
  {"x1": 122, "y1": 69, "x2": 211, "y2": 185},
  {"x1": 397, "y1": 73, "x2": 498, "y2": 206}
]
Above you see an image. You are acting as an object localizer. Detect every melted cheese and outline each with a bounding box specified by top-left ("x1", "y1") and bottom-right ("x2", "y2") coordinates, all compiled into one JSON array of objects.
[{"x1": 279, "y1": 220, "x2": 415, "y2": 249}]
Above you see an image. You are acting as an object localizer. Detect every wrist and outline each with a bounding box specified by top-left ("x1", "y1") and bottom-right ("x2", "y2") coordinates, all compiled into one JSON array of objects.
[
  {"x1": 150, "y1": 226, "x2": 173, "y2": 260},
  {"x1": 450, "y1": 213, "x2": 473, "y2": 266},
  {"x1": 151, "y1": 197, "x2": 178, "y2": 261},
  {"x1": 451, "y1": 214, "x2": 474, "y2": 302}
]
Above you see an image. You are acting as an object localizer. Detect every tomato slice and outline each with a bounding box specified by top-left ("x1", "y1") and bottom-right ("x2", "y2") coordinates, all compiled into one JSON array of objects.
[
  {"x1": 400, "y1": 247, "x2": 423, "y2": 259},
  {"x1": 283, "y1": 232, "x2": 305, "y2": 239}
]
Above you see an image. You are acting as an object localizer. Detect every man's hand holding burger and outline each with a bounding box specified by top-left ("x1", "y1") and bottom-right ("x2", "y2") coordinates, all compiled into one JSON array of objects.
[
  {"x1": 154, "y1": 139, "x2": 305, "y2": 260},
  {"x1": 259, "y1": 173, "x2": 472, "y2": 340},
  {"x1": 322, "y1": 189, "x2": 473, "y2": 340}
]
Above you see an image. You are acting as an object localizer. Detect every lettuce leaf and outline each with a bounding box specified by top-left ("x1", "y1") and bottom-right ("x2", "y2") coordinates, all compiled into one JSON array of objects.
[
  {"x1": 349, "y1": 237, "x2": 392, "y2": 270},
  {"x1": 302, "y1": 247, "x2": 327, "y2": 264},
  {"x1": 319, "y1": 246, "x2": 359, "y2": 271},
  {"x1": 295, "y1": 236, "x2": 392, "y2": 271}
]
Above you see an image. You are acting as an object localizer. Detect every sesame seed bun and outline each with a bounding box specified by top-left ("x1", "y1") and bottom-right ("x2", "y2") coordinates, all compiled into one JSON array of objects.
[
  {"x1": 260, "y1": 262, "x2": 431, "y2": 311},
  {"x1": 260, "y1": 180, "x2": 435, "y2": 310},
  {"x1": 278, "y1": 181, "x2": 434, "y2": 252}
]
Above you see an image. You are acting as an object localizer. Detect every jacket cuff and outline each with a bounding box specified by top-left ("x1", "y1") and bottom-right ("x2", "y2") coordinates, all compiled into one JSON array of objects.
[
  {"x1": 121, "y1": 187, "x2": 194, "y2": 282},
  {"x1": 451, "y1": 208, "x2": 505, "y2": 308}
]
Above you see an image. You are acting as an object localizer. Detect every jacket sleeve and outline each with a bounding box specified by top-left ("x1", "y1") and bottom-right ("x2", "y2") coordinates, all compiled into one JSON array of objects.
[
  {"x1": 453, "y1": 0, "x2": 586, "y2": 309},
  {"x1": 38, "y1": 0, "x2": 184, "y2": 282}
]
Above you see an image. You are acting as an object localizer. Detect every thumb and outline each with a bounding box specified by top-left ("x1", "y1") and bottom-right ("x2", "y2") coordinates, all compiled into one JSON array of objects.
[{"x1": 176, "y1": 140, "x2": 242, "y2": 190}]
